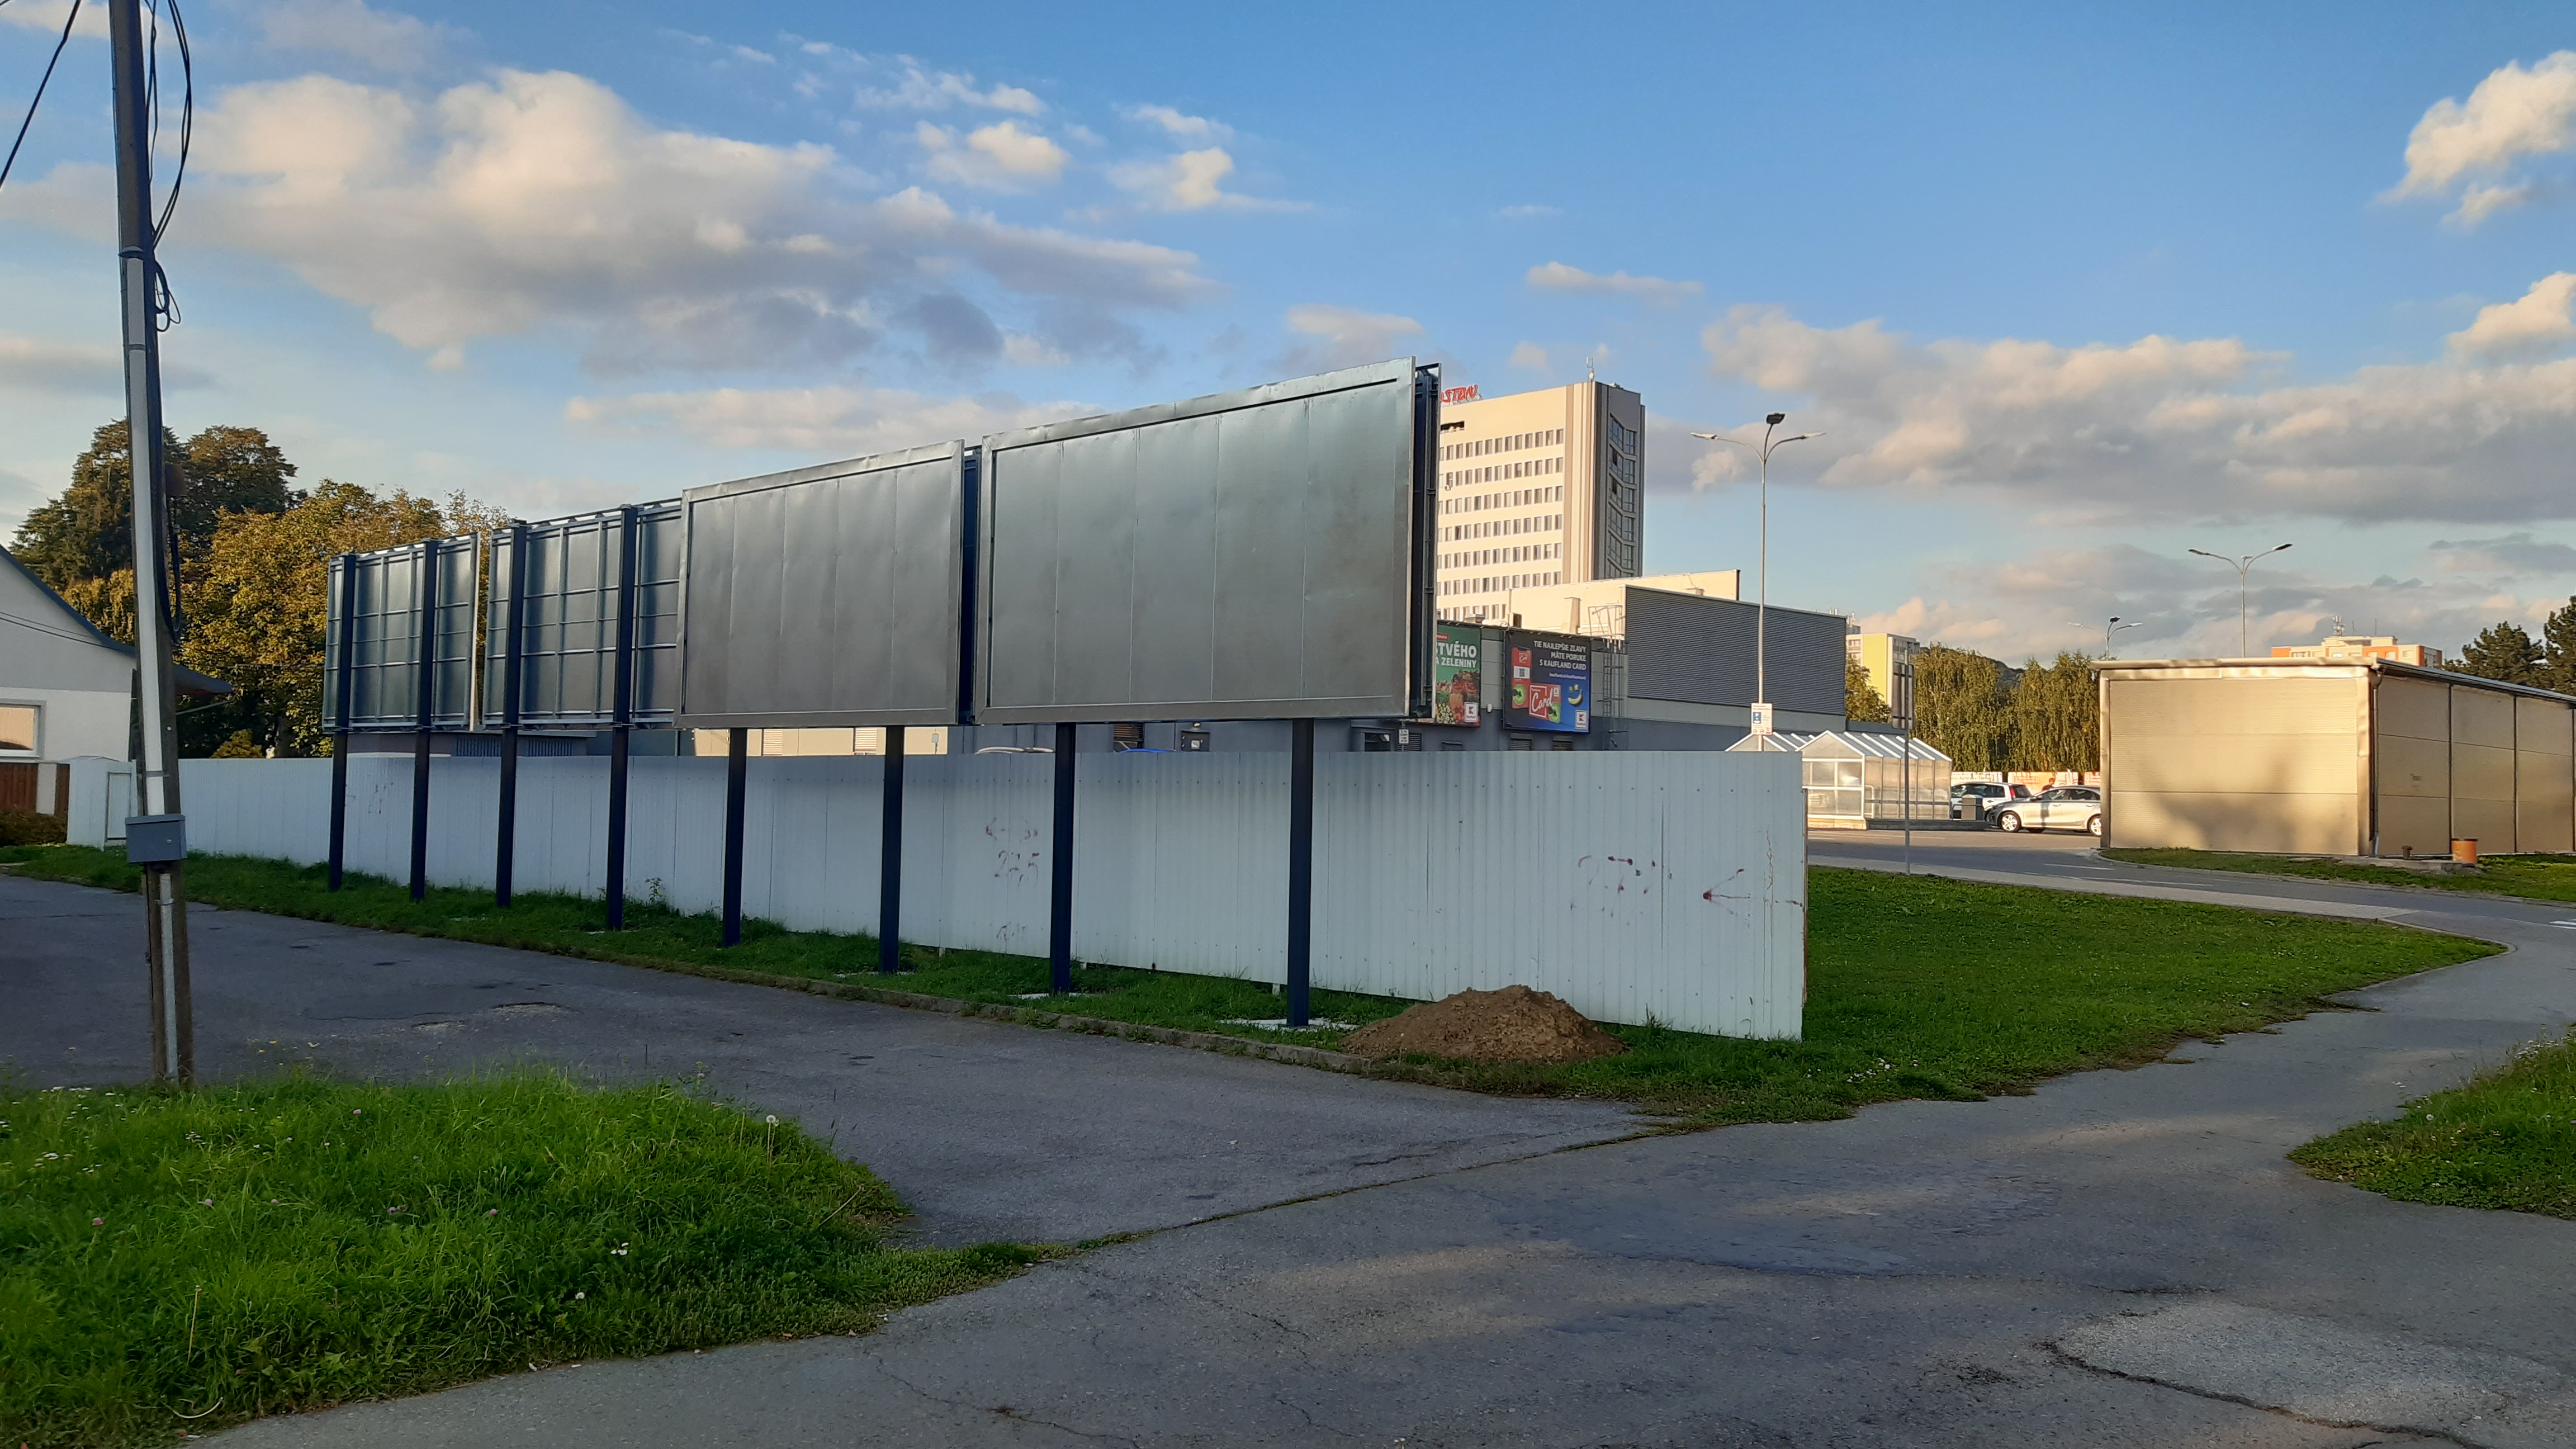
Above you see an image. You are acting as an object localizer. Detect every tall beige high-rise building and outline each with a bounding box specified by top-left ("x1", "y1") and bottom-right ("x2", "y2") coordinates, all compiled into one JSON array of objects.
[{"x1": 1433, "y1": 380, "x2": 1644, "y2": 622}]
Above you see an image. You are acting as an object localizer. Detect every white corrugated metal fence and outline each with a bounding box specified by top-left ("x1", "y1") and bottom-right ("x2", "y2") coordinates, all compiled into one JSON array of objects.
[{"x1": 168, "y1": 752, "x2": 1806, "y2": 1038}]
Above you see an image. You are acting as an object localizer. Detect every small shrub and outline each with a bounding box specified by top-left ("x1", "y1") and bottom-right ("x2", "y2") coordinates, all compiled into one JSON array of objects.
[{"x1": 0, "y1": 809, "x2": 67, "y2": 846}]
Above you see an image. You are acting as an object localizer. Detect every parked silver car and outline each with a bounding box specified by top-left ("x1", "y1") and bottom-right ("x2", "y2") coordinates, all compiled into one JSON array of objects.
[{"x1": 1995, "y1": 786, "x2": 2103, "y2": 836}]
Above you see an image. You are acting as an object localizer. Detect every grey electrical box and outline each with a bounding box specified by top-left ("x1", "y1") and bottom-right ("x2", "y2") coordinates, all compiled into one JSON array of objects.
[{"x1": 124, "y1": 813, "x2": 186, "y2": 864}]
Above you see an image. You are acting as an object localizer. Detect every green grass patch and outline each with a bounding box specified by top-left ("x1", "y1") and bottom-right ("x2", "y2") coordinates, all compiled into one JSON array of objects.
[
  {"x1": 0, "y1": 1071, "x2": 1044, "y2": 1448},
  {"x1": 2291, "y1": 1029, "x2": 2576, "y2": 1219},
  {"x1": 2103, "y1": 846, "x2": 2576, "y2": 902},
  {"x1": 5, "y1": 847, "x2": 2496, "y2": 1130}
]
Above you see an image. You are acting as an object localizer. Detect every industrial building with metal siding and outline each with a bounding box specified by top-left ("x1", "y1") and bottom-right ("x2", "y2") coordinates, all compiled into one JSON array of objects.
[{"x1": 2096, "y1": 657, "x2": 2576, "y2": 857}]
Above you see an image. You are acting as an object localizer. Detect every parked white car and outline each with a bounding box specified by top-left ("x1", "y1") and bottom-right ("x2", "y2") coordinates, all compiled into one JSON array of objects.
[
  {"x1": 1995, "y1": 786, "x2": 2103, "y2": 836},
  {"x1": 1950, "y1": 781, "x2": 2033, "y2": 819}
]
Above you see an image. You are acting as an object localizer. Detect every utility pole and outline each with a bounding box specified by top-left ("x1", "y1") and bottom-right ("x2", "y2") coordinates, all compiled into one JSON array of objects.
[{"x1": 109, "y1": 0, "x2": 193, "y2": 1085}]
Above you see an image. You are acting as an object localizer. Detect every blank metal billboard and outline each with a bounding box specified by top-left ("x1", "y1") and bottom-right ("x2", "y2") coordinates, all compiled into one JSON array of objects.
[
  {"x1": 323, "y1": 536, "x2": 479, "y2": 732},
  {"x1": 676, "y1": 442, "x2": 967, "y2": 728},
  {"x1": 481, "y1": 503, "x2": 683, "y2": 729},
  {"x1": 975, "y1": 358, "x2": 1432, "y2": 723}
]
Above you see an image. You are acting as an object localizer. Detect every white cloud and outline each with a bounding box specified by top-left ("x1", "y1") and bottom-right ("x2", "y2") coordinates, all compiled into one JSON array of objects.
[
  {"x1": 917, "y1": 120, "x2": 1068, "y2": 191},
  {"x1": 1109, "y1": 148, "x2": 1300, "y2": 212},
  {"x1": 1697, "y1": 297, "x2": 2576, "y2": 525},
  {"x1": 13, "y1": 70, "x2": 1210, "y2": 373},
  {"x1": 565, "y1": 383, "x2": 1091, "y2": 455},
  {"x1": 1854, "y1": 545, "x2": 2563, "y2": 664},
  {"x1": 2427, "y1": 532, "x2": 2576, "y2": 577},
  {"x1": 0, "y1": 1, "x2": 105, "y2": 40},
  {"x1": 1525, "y1": 262, "x2": 1703, "y2": 306},
  {"x1": 2447, "y1": 272, "x2": 2576, "y2": 360},
  {"x1": 847, "y1": 58, "x2": 1043, "y2": 116},
  {"x1": 1508, "y1": 342, "x2": 1549, "y2": 371},
  {"x1": 1121, "y1": 105, "x2": 1232, "y2": 143},
  {"x1": 258, "y1": 0, "x2": 455, "y2": 73},
  {"x1": 1280, "y1": 304, "x2": 1421, "y2": 371},
  {"x1": 2388, "y1": 51, "x2": 2576, "y2": 225},
  {"x1": 1498, "y1": 204, "x2": 1559, "y2": 220},
  {"x1": 0, "y1": 333, "x2": 118, "y2": 392}
]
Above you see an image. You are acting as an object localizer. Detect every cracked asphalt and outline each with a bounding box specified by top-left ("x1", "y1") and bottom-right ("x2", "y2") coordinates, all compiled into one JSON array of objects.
[{"x1": 11, "y1": 837, "x2": 2576, "y2": 1446}]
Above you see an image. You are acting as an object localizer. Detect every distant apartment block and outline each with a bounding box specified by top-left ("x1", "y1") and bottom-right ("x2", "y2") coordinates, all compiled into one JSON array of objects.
[
  {"x1": 2272, "y1": 634, "x2": 2444, "y2": 668},
  {"x1": 1434, "y1": 380, "x2": 1644, "y2": 621}
]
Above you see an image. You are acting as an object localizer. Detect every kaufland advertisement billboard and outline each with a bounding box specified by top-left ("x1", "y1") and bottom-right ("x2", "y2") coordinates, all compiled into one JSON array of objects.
[{"x1": 1505, "y1": 632, "x2": 1591, "y2": 733}]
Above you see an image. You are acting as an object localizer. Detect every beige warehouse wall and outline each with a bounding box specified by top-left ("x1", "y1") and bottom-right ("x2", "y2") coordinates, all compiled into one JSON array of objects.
[
  {"x1": 2517, "y1": 697, "x2": 2575, "y2": 854},
  {"x1": 2103, "y1": 674, "x2": 2362, "y2": 855},
  {"x1": 2374, "y1": 675, "x2": 2452, "y2": 858},
  {"x1": 2451, "y1": 686, "x2": 2517, "y2": 853}
]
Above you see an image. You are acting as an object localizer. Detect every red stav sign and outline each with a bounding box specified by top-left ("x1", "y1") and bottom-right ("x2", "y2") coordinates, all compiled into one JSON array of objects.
[{"x1": 1441, "y1": 385, "x2": 1479, "y2": 405}]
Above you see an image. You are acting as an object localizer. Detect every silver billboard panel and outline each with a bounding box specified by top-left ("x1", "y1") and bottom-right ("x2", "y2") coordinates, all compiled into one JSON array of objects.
[
  {"x1": 975, "y1": 358, "x2": 1430, "y2": 723},
  {"x1": 323, "y1": 535, "x2": 479, "y2": 732},
  {"x1": 676, "y1": 442, "x2": 966, "y2": 727},
  {"x1": 481, "y1": 503, "x2": 682, "y2": 729}
]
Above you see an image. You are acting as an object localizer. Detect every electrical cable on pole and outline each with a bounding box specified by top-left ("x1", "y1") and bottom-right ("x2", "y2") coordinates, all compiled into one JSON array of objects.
[
  {"x1": 0, "y1": 0, "x2": 84, "y2": 196},
  {"x1": 107, "y1": 0, "x2": 194, "y2": 1084}
]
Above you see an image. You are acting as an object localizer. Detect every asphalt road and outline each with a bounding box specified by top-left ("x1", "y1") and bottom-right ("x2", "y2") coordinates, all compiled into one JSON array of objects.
[
  {"x1": 13, "y1": 848, "x2": 2575, "y2": 1447},
  {"x1": 0, "y1": 874, "x2": 1640, "y2": 1245}
]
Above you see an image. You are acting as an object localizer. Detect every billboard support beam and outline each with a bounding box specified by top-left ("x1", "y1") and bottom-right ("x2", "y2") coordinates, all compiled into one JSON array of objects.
[
  {"x1": 1286, "y1": 717, "x2": 1315, "y2": 1028},
  {"x1": 879, "y1": 725, "x2": 905, "y2": 973},
  {"x1": 1050, "y1": 722, "x2": 1076, "y2": 993},
  {"x1": 408, "y1": 539, "x2": 438, "y2": 902},
  {"x1": 721, "y1": 727, "x2": 747, "y2": 946},
  {"x1": 604, "y1": 507, "x2": 638, "y2": 930},
  {"x1": 495, "y1": 522, "x2": 527, "y2": 908},
  {"x1": 326, "y1": 553, "x2": 357, "y2": 892}
]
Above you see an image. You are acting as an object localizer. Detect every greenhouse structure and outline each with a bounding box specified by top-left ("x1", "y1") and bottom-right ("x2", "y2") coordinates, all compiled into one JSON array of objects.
[{"x1": 1728, "y1": 730, "x2": 1953, "y2": 830}]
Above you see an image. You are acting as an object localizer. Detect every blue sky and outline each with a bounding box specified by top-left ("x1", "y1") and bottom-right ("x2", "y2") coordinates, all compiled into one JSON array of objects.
[{"x1": 3, "y1": 0, "x2": 2572, "y2": 661}]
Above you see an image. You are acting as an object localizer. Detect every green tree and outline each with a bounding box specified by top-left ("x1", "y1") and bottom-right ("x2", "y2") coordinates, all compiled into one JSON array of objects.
[
  {"x1": 2537, "y1": 597, "x2": 2576, "y2": 696},
  {"x1": 8, "y1": 420, "x2": 301, "y2": 595},
  {"x1": 178, "y1": 481, "x2": 462, "y2": 756},
  {"x1": 2450, "y1": 621, "x2": 2547, "y2": 686},
  {"x1": 1845, "y1": 661, "x2": 1891, "y2": 723},
  {"x1": 1912, "y1": 645, "x2": 2015, "y2": 769},
  {"x1": 2009, "y1": 652, "x2": 2100, "y2": 771}
]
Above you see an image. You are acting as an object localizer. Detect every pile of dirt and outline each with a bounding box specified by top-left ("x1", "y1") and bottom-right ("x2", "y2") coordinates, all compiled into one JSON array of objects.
[{"x1": 1338, "y1": 985, "x2": 1627, "y2": 1064}]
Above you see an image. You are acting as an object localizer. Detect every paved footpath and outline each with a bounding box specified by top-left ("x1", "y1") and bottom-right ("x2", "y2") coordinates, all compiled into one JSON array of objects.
[{"x1": 12, "y1": 853, "x2": 2576, "y2": 1446}]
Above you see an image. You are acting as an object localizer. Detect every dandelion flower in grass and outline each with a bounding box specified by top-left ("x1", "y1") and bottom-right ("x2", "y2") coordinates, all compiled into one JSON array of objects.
[
  {"x1": 575, "y1": 1291, "x2": 585, "y2": 1300},
  {"x1": 765, "y1": 1115, "x2": 779, "y2": 1125},
  {"x1": 92, "y1": 1217, "x2": 103, "y2": 1226}
]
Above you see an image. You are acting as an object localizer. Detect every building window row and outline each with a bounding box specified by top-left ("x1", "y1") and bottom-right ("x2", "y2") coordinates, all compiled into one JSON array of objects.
[
  {"x1": 1438, "y1": 570, "x2": 1563, "y2": 597},
  {"x1": 1443, "y1": 512, "x2": 1561, "y2": 543},
  {"x1": 1441, "y1": 428, "x2": 1562, "y2": 462},
  {"x1": 1441, "y1": 484, "x2": 1562, "y2": 515},
  {"x1": 1439, "y1": 543, "x2": 1561, "y2": 570},
  {"x1": 1442, "y1": 455, "x2": 1561, "y2": 490}
]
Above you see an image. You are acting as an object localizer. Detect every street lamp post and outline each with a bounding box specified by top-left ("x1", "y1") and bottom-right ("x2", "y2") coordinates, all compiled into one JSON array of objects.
[
  {"x1": 2071, "y1": 617, "x2": 2142, "y2": 658},
  {"x1": 2187, "y1": 544, "x2": 2293, "y2": 656},
  {"x1": 1694, "y1": 413, "x2": 1821, "y2": 727}
]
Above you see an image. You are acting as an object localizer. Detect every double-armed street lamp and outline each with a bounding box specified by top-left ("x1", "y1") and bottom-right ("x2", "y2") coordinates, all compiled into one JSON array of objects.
[
  {"x1": 2188, "y1": 544, "x2": 2293, "y2": 656},
  {"x1": 2072, "y1": 617, "x2": 2141, "y2": 658},
  {"x1": 1694, "y1": 413, "x2": 1821, "y2": 727}
]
